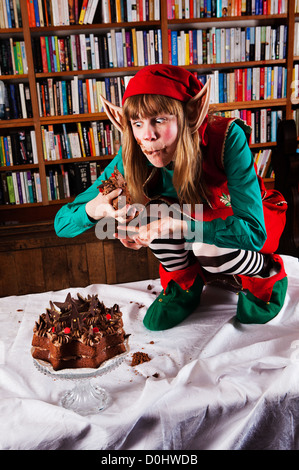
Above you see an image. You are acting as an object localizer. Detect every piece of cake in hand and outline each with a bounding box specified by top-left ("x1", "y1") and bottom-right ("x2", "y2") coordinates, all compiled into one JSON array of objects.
[
  {"x1": 31, "y1": 293, "x2": 128, "y2": 371},
  {"x1": 97, "y1": 166, "x2": 133, "y2": 210}
]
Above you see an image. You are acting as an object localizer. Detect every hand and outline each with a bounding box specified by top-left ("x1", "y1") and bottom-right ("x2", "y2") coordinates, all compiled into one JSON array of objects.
[
  {"x1": 113, "y1": 232, "x2": 144, "y2": 250},
  {"x1": 117, "y1": 216, "x2": 188, "y2": 247},
  {"x1": 86, "y1": 189, "x2": 136, "y2": 223}
]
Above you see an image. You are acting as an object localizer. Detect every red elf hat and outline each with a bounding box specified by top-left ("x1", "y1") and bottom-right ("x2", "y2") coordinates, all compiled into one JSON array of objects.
[
  {"x1": 122, "y1": 64, "x2": 203, "y2": 105},
  {"x1": 122, "y1": 64, "x2": 209, "y2": 144}
]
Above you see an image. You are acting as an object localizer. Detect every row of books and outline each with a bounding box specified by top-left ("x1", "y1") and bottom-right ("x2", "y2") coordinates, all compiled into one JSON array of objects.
[
  {"x1": 167, "y1": 0, "x2": 288, "y2": 18},
  {"x1": 33, "y1": 28, "x2": 162, "y2": 74},
  {"x1": 197, "y1": 66, "x2": 287, "y2": 104},
  {"x1": 100, "y1": 0, "x2": 161, "y2": 23},
  {"x1": 26, "y1": 0, "x2": 78, "y2": 27},
  {"x1": 35, "y1": 64, "x2": 287, "y2": 119},
  {"x1": 0, "y1": 130, "x2": 38, "y2": 167},
  {"x1": 0, "y1": 170, "x2": 42, "y2": 205},
  {"x1": 294, "y1": 23, "x2": 299, "y2": 57},
  {"x1": 215, "y1": 108, "x2": 283, "y2": 144},
  {"x1": 292, "y1": 108, "x2": 299, "y2": 135},
  {"x1": 36, "y1": 75, "x2": 132, "y2": 117},
  {"x1": 292, "y1": 64, "x2": 299, "y2": 100},
  {"x1": 0, "y1": 82, "x2": 33, "y2": 120},
  {"x1": 41, "y1": 121, "x2": 121, "y2": 160},
  {"x1": 0, "y1": 0, "x2": 22, "y2": 28},
  {"x1": 0, "y1": 161, "x2": 103, "y2": 205},
  {"x1": 46, "y1": 161, "x2": 102, "y2": 201},
  {"x1": 253, "y1": 148, "x2": 274, "y2": 178},
  {"x1": 0, "y1": 39, "x2": 28, "y2": 75},
  {"x1": 169, "y1": 25, "x2": 287, "y2": 66},
  {"x1": 25, "y1": 0, "x2": 160, "y2": 27},
  {"x1": 0, "y1": 0, "x2": 292, "y2": 29}
]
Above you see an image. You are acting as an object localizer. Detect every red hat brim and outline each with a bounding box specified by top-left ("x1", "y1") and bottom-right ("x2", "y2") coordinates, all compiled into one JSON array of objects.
[{"x1": 122, "y1": 65, "x2": 203, "y2": 105}]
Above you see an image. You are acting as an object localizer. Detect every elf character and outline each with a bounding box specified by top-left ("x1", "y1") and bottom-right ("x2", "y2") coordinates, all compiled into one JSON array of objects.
[{"x1": 54, "y1": 65, "x2": 288, "y2": 331}]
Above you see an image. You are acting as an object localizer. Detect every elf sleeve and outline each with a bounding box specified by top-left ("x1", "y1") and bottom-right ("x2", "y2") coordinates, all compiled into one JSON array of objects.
[
  {"x1": 186, "y1": 122, "x2": 267, "y2": 251},
  {"x1": 54, "y1": 148, "x2": 124, "y2": 238}
]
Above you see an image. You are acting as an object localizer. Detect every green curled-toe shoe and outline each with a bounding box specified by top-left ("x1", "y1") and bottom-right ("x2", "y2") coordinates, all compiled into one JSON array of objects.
[
  {"x1": 236, "y1": 254, "x2": 288, "y2": 324},
  {"x1": 143, "y1": 263, "x2": 205, "y2": 331}
]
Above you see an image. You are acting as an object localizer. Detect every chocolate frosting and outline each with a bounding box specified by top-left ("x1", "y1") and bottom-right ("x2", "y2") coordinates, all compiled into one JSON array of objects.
[
  {"x1": 33, "y1": 293, "x2": 123, "y2": 346},
  {"x1": 97, "y1": 166, "x2": 133, "y2": 209}
]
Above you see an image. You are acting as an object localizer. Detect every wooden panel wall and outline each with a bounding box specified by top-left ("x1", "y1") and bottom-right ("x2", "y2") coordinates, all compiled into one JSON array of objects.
[{"x1": 0, "y1": 222, "x2": 159, "y2": 297}]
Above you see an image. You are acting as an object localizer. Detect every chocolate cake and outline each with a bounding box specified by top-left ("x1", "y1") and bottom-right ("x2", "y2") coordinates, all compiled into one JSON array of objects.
[
  {"x1": 98, "y1": 166, "x2": 133, "y2": 210},
  {"x1": 131, "y1": 352, "x2": 151, "y2": 366},
  {"x1": 31, "y1": 293, "x2": 128, "y2": 371}
]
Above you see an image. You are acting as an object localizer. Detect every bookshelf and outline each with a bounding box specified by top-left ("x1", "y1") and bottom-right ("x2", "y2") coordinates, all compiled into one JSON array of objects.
[{"x1": 0, "y1": 0, "x2": 298, "y2": 225}]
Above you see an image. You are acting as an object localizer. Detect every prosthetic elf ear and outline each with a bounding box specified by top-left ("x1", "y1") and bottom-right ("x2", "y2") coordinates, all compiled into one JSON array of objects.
[
  {"x1": 100, "y1": 95, "x2": 124, "y2": 133},
  {"x1": 186, "y1": 78, "x2": 211, "y2": 134}
]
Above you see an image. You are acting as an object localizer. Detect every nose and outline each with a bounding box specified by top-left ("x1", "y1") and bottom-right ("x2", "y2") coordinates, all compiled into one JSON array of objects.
[{"x1": 142, "y1": 121, "x2": 157, "y2": 141}]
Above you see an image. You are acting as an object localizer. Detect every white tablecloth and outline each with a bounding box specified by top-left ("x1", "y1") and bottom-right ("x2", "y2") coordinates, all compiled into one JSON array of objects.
[{"x1": 0, "y1": 255, "x2": 299, "y2": 450}]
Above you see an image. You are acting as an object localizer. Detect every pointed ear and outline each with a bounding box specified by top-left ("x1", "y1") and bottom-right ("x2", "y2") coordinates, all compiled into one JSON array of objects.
[
  {"x1": 186, "y1": 78, "x2": 211, "y2": 134},
  {"x1": 100, "y1": 95, "x2": 124, "y2": 133}
]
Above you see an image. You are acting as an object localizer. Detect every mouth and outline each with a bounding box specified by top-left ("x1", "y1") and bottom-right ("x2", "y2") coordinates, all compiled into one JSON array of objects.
[{"x1": 142, "y1": 147, "x2": 165, "y2": 156}]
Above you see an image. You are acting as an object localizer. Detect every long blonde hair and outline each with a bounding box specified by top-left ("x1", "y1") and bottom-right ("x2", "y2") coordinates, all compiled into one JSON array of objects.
[{"x1": 122, "y1": 94, "x2": 204, "y2": 206}]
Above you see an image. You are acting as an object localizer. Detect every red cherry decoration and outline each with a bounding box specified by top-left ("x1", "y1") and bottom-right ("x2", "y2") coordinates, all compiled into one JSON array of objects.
[
  {"x1": 93, "y1": 327, "x2": 99, "y2": 333},
  {"x1": 52, "y1": 327, "x2": 55, "y2": 332},
  {"x1": 106, "y1": 314, "x2": 111, "y2": 320},
  {"x1": 64, "y1": 327, "x2": 71, "y2": 334},
  {"x1": 111, "y1": 173, "x2": 115, "y2": 177}
]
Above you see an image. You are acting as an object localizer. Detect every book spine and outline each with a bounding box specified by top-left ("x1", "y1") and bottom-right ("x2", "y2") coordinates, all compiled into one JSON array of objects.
[
  {"x1": 62, "y1": 124, "x2": 71, "y2": 158},
  {"x1": 171, "y1": 30, "x2": 178, "y2": 65}
]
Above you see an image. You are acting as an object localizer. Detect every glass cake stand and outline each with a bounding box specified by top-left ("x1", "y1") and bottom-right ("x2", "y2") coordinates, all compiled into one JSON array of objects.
[{"x1": 32, "y1": 342, "x2": 129, "y2": 416}]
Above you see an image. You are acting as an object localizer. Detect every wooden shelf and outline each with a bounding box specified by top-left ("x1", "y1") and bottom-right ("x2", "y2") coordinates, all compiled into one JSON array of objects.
[
  {"x1": 0, "y1": 201, "x2": 43, "y2": 210},
  {"x1": 39, "y1": 112, "x2": 108, "y2": 124},
  {"x1": 47, "y1": 197, "x2": 73, "y2": 205},
  {"x1": 44, "y1": 155, "x2": 115, "y2": 164},
  {"x1": 29, "y1": 20, "x2": 161, "y2": 34},
  {"x1": 0, "y1": 74, "x2": 29, "y2": 80},
  {"x1": 0, "y1": 118, "x2": 34, "y2": 128},
  {"x1": 186, "y1": 59, "x2": 286, "y2": 71},
  {"x1": 0, "y1": 27, "x2": 23, "y2": 34},
  {"x1": 168, "y1": 13, "x2": 288, "y2": 25},
  {"x1": 250, "y1": 142, "x2": 278, "y2": 149},
  {"x1": 0, "y1": 164, "x2": 39, "y2": 172},
  {"x1": 213, "y1": 98, "x2": 287, "y2": 111},
  {"x1": 35, "y1": 66, "x2": 143, "y2": 79}
]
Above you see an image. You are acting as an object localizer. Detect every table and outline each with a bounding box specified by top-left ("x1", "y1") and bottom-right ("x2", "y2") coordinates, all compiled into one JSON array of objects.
[{"x1": 1, "y1": 255, "x2": 299, "y2": 450}]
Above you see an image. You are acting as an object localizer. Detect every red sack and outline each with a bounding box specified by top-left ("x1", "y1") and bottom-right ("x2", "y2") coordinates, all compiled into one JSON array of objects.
[{"x1": 257, "y1": 175, "x2": 288, "y2": 254}]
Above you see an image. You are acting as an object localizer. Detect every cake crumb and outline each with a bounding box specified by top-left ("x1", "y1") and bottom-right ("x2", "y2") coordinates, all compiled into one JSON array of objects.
[{"x1": 131, "y1": 351, "x2": 151, "y2": 366}]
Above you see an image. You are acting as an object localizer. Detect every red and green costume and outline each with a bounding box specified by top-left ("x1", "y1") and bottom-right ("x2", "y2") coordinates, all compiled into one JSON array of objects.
[{"x1": 140, "y1": 115, "x2": 288, "y2": 329}]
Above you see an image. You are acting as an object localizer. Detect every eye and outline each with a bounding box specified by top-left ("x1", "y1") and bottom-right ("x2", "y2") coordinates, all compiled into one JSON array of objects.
[
  {"x1": 155, "y1": 117, "x2": 166, "y2": 124},
  {"x1": 131, "y1": 120, "x2": 142, "y2": 128}
]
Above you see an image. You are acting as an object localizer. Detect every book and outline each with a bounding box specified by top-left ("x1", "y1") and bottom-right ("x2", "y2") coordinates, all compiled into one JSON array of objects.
[{"x1": 68, "y1": 161, "x2": 91, "y2": 195}]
